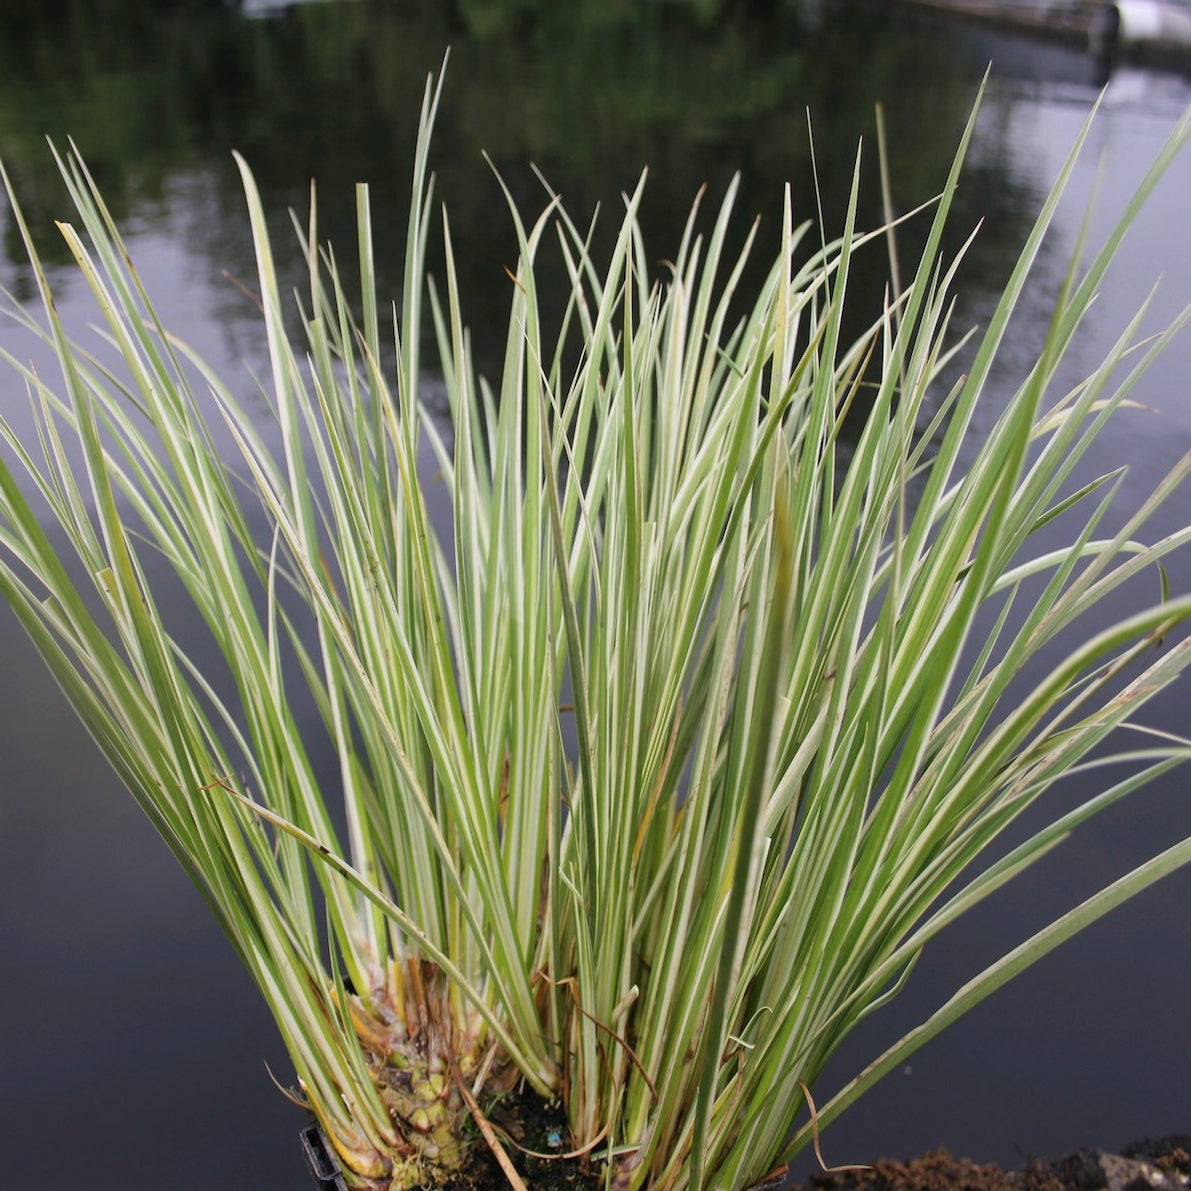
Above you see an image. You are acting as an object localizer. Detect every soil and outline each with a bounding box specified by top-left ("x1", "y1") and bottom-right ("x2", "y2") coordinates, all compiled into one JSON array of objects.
[
  {"x1": 787, "y1": 1135, "x2": 1191, "y2": 1191},
  {"x1": 436, "y1": 1086, "x2": 600, "y2": 1189}
]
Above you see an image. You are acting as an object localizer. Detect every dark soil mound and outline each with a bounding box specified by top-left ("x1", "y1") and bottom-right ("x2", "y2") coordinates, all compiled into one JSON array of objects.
[{"x1": 792, "y1": 1134, "x2": 1191, "y2": 1191}]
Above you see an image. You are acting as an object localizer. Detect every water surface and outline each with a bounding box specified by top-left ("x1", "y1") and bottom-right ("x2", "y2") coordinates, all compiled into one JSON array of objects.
[{"x1": 1, "y1": 3, "x2": 1188, "y2": 1186}]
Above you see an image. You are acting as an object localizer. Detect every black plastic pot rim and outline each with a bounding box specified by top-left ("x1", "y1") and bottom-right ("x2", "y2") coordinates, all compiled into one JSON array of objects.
[{"x1": 301, "y1": 1117, "x2": 350, "y2": 1191}]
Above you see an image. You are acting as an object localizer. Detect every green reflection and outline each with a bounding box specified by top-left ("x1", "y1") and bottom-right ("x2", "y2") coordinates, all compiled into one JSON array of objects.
[{"x1": 0, "y1": 0, "x2": 1039, "y2": 368}]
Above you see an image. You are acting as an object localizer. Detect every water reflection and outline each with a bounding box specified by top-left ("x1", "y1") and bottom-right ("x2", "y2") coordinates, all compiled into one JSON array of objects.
[
  {"x1": 1, "y1": 1, "x2": 1046, "y2": 359},
  {"x1": 0, "y1": 4, "x2": 1189, "y2": 1190}
]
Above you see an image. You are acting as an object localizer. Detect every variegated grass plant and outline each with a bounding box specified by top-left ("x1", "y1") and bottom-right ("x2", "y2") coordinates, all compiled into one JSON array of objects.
[{"x1": 2, "y1": 69, "x2": 1191, "y2": 1190}]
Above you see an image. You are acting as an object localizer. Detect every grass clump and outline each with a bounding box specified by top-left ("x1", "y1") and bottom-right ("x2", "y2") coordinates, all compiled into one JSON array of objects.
[{"x1": 2, "y1": 68, "x2": 1191, "y2": 1189}]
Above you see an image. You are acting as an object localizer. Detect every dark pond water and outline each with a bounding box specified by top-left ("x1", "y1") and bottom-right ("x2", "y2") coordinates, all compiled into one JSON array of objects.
[{"x1": 1, "y1": 2, "x2": 1189, "y2": 1187}]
